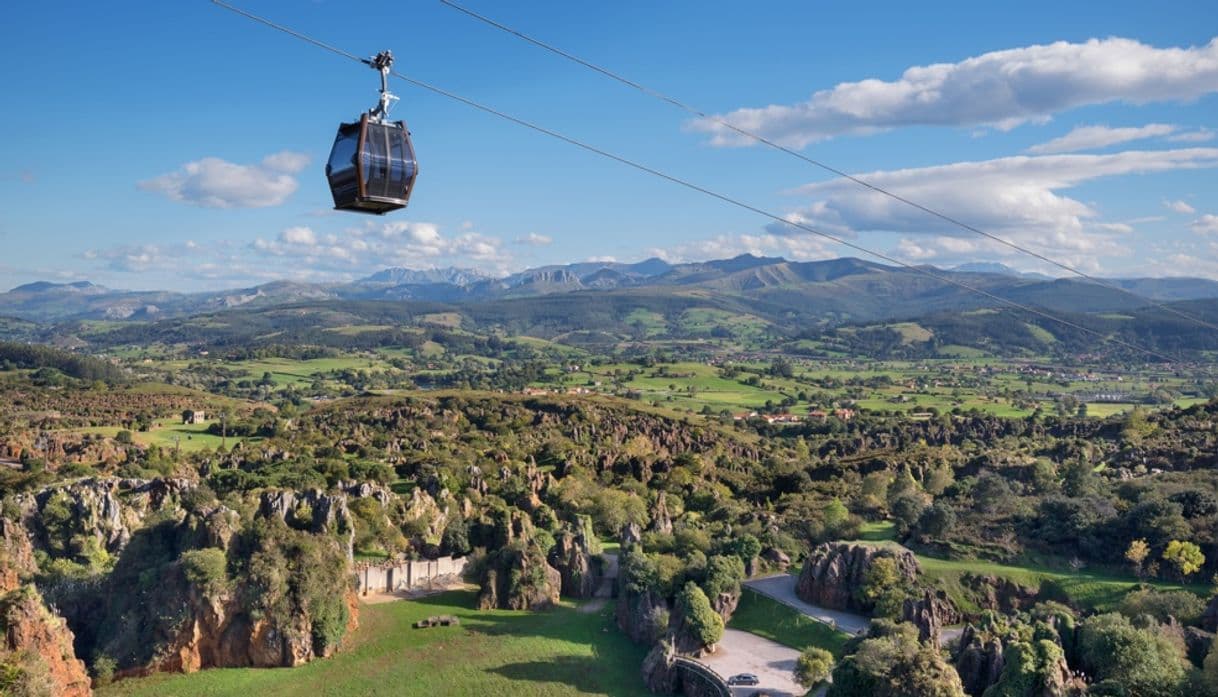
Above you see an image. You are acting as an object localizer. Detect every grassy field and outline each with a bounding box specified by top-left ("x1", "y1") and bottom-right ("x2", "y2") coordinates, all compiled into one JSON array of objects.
[
  {"x1": 74, "y1": 418, "x2": 255, "y2": 453},
  {"x1": 727, "y1": 589, "x2": 850, "y2": 657},
  {"x1": 850, "y1": 534, "x2": 1208, "y2": 614},
  {"x1": 100, "y1": 590, "x2": 648, "y2": 697}
]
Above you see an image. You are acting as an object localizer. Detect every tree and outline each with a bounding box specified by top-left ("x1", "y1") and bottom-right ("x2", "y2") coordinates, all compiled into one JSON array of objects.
[
  {"x1": 1078, "y1": 613, "x2": 1188, "y2": 697},
  {"x1": 861, "y1": 557, "x2": 909, "y2": 618},
  {"x1": 828, "y1": 621, "x2": 965, "y2": 697},
  {"x1": 677, "y1": 581, "x2": 723, "y2": 649},
  {"x1": 916, "y1": 502, "x2": 957, "y2": 539},
  {"x1": 1125, "y1": 539, "x2": 1150, "y2": 577},
  {"x1": 1163, "y1": 540, "x2": 1205, "y2": 578},
  {"x1": 795, "y1": 646, "x2": 834, "y2": 688}
]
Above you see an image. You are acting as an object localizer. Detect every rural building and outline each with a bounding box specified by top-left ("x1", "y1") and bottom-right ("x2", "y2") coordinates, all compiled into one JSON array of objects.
[{"x1": 181, "y1": 409, "x2": 206, "y2": 424}]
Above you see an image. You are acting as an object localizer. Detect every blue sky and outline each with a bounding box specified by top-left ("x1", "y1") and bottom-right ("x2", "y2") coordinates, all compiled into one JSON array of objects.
[{"x1": 0, "y1": 0, "x2": 1215, "y2": 291}]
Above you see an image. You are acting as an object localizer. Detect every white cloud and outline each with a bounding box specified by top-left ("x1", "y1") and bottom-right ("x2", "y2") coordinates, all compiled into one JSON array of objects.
[
  {"x1": 1165, "y1": 199, "x2": 1197, "y2": 214},
  {"x1": 1191, "y1": 214, "x2": 1218, "y2": 234},
  {"x1": 279, "y1": 226, "x2": 318, "y2": 246},
  {"x1": 779, "y1": 148, "x2": 1218, "y2": 263},
  {"x1": 1027, "y1": 124, "x2": 1177, "y2": 154},
  {"x1": 260, "y1": 151, "x2": 311, "y2": 174},
  {"x1": 648, "y1": 232, "x2": 835, "y2": 264},
  {"x1": 514, "y1": 232, "x2": 553, "y2": 246},
  {"x1": 584, "y1": 256, "x2": 618, "y2": 263},
  {"x1": 1167, "y1": 128, "x2": 1215, "y2": 143},
  {"x1": 691, "y1": 37, "x2": 1218, "y2": 147},
  {"x1": 138, "y1": 151, "x2": 310, "y2": 208}
]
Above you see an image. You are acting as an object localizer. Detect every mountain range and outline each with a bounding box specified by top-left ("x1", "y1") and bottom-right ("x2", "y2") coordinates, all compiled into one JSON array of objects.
[{"x1": 4, "y1": 254, "x2": 1218, "y2": 328}]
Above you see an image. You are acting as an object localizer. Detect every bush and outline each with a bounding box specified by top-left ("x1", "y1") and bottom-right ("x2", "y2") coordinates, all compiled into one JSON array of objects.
[
  {"x1": 677, "y1": 581, "x2": 723, "y2": 648},
  {"x1": 91, "y1": 654, "x2": 116, "y2": 686},
  {"x1": 795, "y1": 646, "x2": 834, "y2": 688},
  {"x1": 1119, "y1": 588, "x2": 1205, "y2": 625},
  {"x1": 181, "y1": 548, "x2": 229, "y2": 596}
]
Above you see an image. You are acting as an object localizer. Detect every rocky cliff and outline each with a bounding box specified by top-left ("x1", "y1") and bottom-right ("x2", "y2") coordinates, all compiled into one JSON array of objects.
[
  {"x1": 548, "y1": 523, "x2": 600, "y2": 599},
  {"x1": 19, "y1": 477, "x2": 361, "y2": 682},
  {"x1": 796, "y1": 542, "x2": 919, "y2": 612},
  {"x1": 0, "y1": 586, "x2": 93, "y2": 697}
]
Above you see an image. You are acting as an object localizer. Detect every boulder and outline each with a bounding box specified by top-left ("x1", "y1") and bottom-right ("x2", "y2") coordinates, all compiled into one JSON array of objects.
[
  {"x1": 796, "y1": 542, "x2": 919, "y2": 612},
  {"x1": 649, "y1": 491, "x2": 673, "y2": 535}
]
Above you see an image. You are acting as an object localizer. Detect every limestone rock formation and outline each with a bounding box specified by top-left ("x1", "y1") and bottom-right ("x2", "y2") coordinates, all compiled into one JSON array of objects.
[
  {"x1": 641, "y1": 640, "x2": 680, "y2": 694},
  {"x1": 960, "y1": 573, "x2": 1040, "y2": 614},
  {"x1": 0, "y1": 586, "x2": 92, "y2": 697},
  {"x1": 476, "y1": 541, "x2": 562, "y2": 611},
  {"x1": 615, "y1": 585, "x2": 669, "y2": 645},
  {"x1": 901, "y1": 589, "x2": 961, "y2": 646},
  {"x1": 401, "y1": 488, "x2": 449, "y2": 545},
  {"x1": 548, "y1": 524, "x2": 599, "y2": 599},
  {"x1": 796, "y1": 542, "x2": 919, "y2": 612},
  {"x1": 954, "y1": 624, "x2": 1006, "y2": 696},
  {"x1": 257, "y1": 488, "x2": 355, "y2": 560},
  {"x1": 649, "y1": 492, "x2": 674, "y2": 535},
  {"x1": 18, "y1": 477, "x2": 197, "y2": 556}
]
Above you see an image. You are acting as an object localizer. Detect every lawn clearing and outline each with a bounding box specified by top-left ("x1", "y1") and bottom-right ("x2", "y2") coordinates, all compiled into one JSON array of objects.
[
  {"x1": 728, "y1": 588, "x2": 850, "y2": 657},
  {"x1": 99, "y1": 590, "x2": 647, "y2": 697}
]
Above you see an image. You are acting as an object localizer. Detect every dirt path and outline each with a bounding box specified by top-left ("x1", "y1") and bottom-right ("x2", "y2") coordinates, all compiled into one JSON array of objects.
[{"x1": 578, "y1": 552, "x2": 618, "y2": 614}]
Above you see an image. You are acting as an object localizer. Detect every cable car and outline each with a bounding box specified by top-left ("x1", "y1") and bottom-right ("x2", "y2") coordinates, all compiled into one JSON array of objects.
[{"x1": 326, "y1": 51, "x2": 418, "y2": 215}]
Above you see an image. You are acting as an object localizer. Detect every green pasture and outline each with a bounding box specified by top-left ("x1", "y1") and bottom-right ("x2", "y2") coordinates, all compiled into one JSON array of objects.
[{"x1": 99, "y1": 590, "x2": 647, "y2": 697}]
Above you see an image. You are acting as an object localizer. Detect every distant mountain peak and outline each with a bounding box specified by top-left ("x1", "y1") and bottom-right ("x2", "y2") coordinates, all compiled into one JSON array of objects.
[
  {"x1": 951, "y1": 262, "x2": 1052, "y2": 281},
  {"x1": 10, "y1": 280, "x2": 98, "y2": 293},
  {"x1": 359, "y1": 267, "x2": 492, "y2": 286}
]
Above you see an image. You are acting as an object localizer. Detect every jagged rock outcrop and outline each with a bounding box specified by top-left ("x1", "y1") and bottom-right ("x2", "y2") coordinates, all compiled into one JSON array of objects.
[
  {"x1": 954, "y1": 624, "x2": 1005, "y2": 696},
  {"x1": 620, "y1": 522, "x2": 643, "y2": 547},
  {"x1": 401, "y1": 488, "x2": 449, "y2": 545},
  {"x1": 0, "y1": 586, "x2": 92, "y2": 697},
  {"x1": 1184, "y1": 625, "x2": 1214, "y2": 666},
  {"x1": 960, "y1": 573, "x2": 1041, "y2": 614},
  {"x1": 796, "y1": 542, "x2": 919, "y2": 612},
  {"x1": 641, "y1": 641, "x2": 680, "y2": 694},
  {"x1": 257, "y1": 488, "x2": 355, "y2": 560},
  {"x1": 901, "y1": 589, "x2": 962, "y2": 646},
  {"x1": 548, "y1": 525, "x2": 599, "y2": 599},
  {"x1": 0, "y1": 517, "x2": 90, "y2": 696},
  {"x1": 616, "y1": 585, "x2": 669, "y2": 645},
  {"x1": 649, "y1": 492, "x2": 673, "y2": 534},
  {"x1": 711, "y1": 591, "x2": 739, "y2": 625},
  {"x1": 18, "y1": 477, "x2": 197, "y2": 556},
  {"x1": 1202, "y1": 594, "x2": 1218, "y2": 632},
  {"x1": 476, "y1": 541, "x2": 561, "y2": 611},
  {"x1": 761, "y1": 546, "x2": 790, "y2": 570}
]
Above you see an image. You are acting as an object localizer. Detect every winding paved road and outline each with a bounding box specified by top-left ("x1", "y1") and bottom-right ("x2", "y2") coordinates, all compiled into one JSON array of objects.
[
  {"x1": 744, "y1": 574, "x2": 872, "y2": 635},
  {"x1": 744, "y1": 573, "x2": 965, "y2": 644}
]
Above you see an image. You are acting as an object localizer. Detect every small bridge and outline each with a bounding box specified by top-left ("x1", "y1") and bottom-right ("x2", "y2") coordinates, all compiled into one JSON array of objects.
[{"x1": 674, "y1": 656, "x2": 732, "y2": 697}]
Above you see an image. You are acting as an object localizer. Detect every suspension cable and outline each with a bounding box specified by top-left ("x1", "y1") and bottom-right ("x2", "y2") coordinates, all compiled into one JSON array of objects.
[
  {"x1": 209, "y1": 0, "x2": 1188, "y2": 364},
  {"x1": 438, "y1": 0, "x2": 1218, "y2": 335}
]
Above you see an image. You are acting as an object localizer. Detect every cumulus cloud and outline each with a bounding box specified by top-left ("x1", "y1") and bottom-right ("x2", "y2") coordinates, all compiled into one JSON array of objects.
[
  {"x1": 648, "y1": 232, "x2": 835, "y2": 264},
  {"x1": 1165, "y1": 199, "x2": 1197, "y2": 214},
  {"x1": 691, "y1": 37, "x2": 1218, "y2": 147},
  {"x1": 81, "y1": 243, "x2": 199, "y2": 272},
  {"x1": 777, "y1": 148, "x2": 1218, "y2": 264},
  {"x1": 1192, "y1": 214, "x2": 1218, "y2": 234},
  {"x1": 514, "y1": 233, "x2": 553, "y2": 246},
  {"x1": 279, "y1": 226, "x2": 318, "y2": 246},
  {"x1": 1027, "y1": 124, "x2": 1178, "y2": 154},
  {"x1": 138, "y1": 151, "x2": 310, "y2": 208}
]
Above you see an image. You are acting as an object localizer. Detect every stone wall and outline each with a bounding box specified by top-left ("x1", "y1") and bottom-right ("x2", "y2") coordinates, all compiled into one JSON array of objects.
[{"x1": 354, "y1": 555, "x2": 468, "y2": 595}]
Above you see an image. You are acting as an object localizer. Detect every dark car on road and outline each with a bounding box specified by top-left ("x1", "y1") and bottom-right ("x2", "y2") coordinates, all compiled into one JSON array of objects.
[{"x1": 727, "y1": 673, "x2": 760, "y2": 686}]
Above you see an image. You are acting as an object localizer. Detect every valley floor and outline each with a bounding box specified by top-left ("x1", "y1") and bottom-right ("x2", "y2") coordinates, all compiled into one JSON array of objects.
[{"x1": 98, "y1": 590, "x2": 649, "y2": 697}]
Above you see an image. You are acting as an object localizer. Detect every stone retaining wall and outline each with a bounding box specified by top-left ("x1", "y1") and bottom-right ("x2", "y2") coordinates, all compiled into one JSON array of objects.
[{"x1": 354, "y1": 555, "x2": 468, "y2": 595}]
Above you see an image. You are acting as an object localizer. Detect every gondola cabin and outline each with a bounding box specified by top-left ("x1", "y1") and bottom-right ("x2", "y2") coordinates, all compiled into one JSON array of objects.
[{"x1": 326, "y1": 114, "x2": 418, "y2": 214}]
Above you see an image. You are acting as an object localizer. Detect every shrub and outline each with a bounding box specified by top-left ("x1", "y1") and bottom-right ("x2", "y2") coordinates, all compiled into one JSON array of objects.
[
  {"x1": 795, "y1": 646, "x2": 834, "y2": 688},
  {"x1": 677, "y1": 581, "x2": 723, "y2": 648},
  {"x1": 181, "y1": 548, "x2": 229, "y2": 596}
]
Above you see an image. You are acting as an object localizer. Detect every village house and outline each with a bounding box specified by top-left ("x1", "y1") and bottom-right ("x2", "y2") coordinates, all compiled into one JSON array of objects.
[{"x1": 181, "y1": 409, "x2": 206, "y2": 425}]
